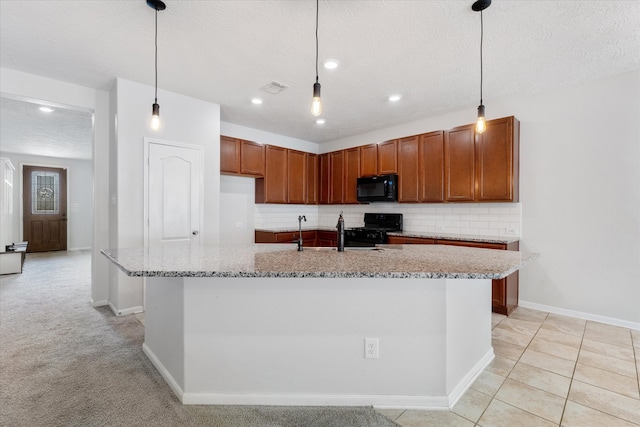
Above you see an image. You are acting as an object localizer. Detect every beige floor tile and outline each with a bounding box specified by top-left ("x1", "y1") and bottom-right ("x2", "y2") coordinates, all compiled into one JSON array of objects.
[
  {"x1": 541, "y1": 313, "x2": 585, "y2": 337},
  {"x1": 494, "y1": 378, "x2": 565, "y2": 424},
  {"x1": 497, "y1": 317, "x2": 541, "y2": 335},
  {"x1": 534, "y1": 327, "x2": 583, "y2": 348},
  {"x1": 470, "y1": 369, "x2": 506, "y2": 396},
  {"x1": 508, "y1": 307, "x2": 549, "y2": 323},
  {"x1": 492, "y1": 324, "x2": 535, "y2": 348},
  {"x1": 477, "y1": 399, "x2": 557, "y2": 427},
  {"x1": 375, "y1": 408, "x2": 405, "y2": 421},
  {"x1": 578, "y1": 349, "x2": 637, "y2": 378},
  {"x1": 451, "y1": 388, "x2": 492, "y2": 423},
  {"x1": 486, "y1": 355, "x2": 517, "y2": 377},
  {"x1": 573, "y1": 363, "x2": 640, "y2": 399},
  {"x1": 491, "y1": 338, "x2": 526, "y2": 361},
  {"x1": 631, "y1": 329, "x2": 640, "y2": 350},
  {"x1": 581, "y1": 338, "x2": 636, "y2": 363},
  {"x1": 520, "y1": 348, "x2": 576, "y2": 377},
  {"x1": 562, "y1": 401, "x2": 640, "y2": 427},
  {"x1": 585, "y1": 321, "x2": 633, "y2": 348},
  {"x1": 395, "y1": 409, "x2": 474, "y2": 427},
  {"x1": 529, "y1": 335, "x2": 579, "y2": 361},
  {"x1": 569, "y1": 379, "x2": 640, "y2": 425},
  {"x1": 508, "y1": 361, "x2": 572, "y2": 398},
  {"x1": 491, "y1": 312, "x2": 506, "y2": 328}
]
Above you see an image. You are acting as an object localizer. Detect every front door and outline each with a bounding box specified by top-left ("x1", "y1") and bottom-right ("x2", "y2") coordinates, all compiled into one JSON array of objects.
[
  {"x1": 22, "y1": 165, "x2": 67, "y2": 252},
  {"x1": 146, "y1": 141, "x2": 202, "y2": 247}
]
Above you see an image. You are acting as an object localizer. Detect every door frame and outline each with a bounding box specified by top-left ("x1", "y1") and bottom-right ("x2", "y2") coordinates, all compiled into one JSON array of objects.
[
  {"x1": 19, "y1": 162, "x2": 71, "y2": 247},
  {"x1": 143, "y1": 137, "x2": 205, "y2": 248}
]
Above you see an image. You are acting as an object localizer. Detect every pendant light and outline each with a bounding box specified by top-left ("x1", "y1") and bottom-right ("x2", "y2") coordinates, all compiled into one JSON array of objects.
[
  {"x1": 147, "y1": 0, "x2": 166, "y2": 130},
  {"x1": 311, "y1": 0, "x2": 322, "y2": 117},
  {"x1": 472, "y1": 0, "x2": 491, "y2": 134}
]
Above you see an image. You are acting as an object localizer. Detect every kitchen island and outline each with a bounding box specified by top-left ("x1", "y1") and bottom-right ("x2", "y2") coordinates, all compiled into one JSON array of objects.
[{"x1": 102, "y1": 244, "x2": 537, "y2": 409}]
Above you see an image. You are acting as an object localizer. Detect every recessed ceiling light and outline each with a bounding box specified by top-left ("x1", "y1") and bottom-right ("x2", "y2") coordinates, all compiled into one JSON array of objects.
[
  {"x1": 39, "y1": 106, "x2": 54, "y2": 113},
  {"x1": 316, "y1": 118, "x2": 326, "y2": 124},
  {"x1": 251, "y1": 98, "x2": 263, "y2": 105},
  {"x1": 388, "y1": 95, "x2": 402, "y2": 102},
  {"x1": 323, "y1": 60, "x2": 339, "y2": 70}
]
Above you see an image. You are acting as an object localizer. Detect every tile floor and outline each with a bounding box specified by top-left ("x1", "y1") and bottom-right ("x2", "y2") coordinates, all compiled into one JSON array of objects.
[{"x1": 375, "y1": 307, "x2": 640, "y2": 426}]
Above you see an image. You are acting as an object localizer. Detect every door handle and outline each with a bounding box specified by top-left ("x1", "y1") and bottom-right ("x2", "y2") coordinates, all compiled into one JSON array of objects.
[{"x1": 192, "y1": 230, "x2": 199, "y2": 236}]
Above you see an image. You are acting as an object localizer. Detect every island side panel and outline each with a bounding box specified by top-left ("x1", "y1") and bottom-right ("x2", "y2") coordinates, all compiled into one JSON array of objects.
[
  {"x1": 180, "y1": 277, "x2": 452, "y2": 406},
  {"x1": 444, "y1": 278, "x2": 493, "y2": 402},
  {"x1": 143, "y1": 277, "x2": 186, "y2": 396}
]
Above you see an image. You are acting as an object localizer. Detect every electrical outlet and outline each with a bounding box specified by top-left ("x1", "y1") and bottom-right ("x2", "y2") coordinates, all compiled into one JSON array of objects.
[{"x1": 365, "y1": 337, "x2": 379, "y2": 359}]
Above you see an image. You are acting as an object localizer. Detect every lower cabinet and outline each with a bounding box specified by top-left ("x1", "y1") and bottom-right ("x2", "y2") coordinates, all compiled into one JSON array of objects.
[
  {"x1": 387, "y1": 235, "x2": 519, "y2": 315},
  {"x1": 255, "y1": 230, "x2": 317, "y2": 247}
]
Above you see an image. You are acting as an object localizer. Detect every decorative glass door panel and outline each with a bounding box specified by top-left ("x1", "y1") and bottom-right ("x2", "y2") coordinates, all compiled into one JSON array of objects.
[{"x1": 31, "y1": 171, "x2": 60, "y2": 214}]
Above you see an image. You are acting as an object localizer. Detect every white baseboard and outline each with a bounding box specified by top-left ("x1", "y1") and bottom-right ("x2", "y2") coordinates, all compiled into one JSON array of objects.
[
  {"x1": 142, "y1": 343, "x2": 185, "y2": 402},
  {"x1": 519, "y1": 300, "x2": 640, "y2": 331},
  {"x1": 91, "y1": 299, "x2": 108, "y2": 307},
  {"x1": 68, "y1": 246, "x2": 91, "y2": 251},
  {"x1": 446, "y1": 348, "x2": 494, "y2": 409},
  {"x1": 107, "y1": 301, "x2": 144, "y2": 317}
]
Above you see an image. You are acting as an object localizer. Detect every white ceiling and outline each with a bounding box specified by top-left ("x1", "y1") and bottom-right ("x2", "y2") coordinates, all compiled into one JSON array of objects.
[{"x1": 1, "y1": 0, "x2": 639, "y2": 154}]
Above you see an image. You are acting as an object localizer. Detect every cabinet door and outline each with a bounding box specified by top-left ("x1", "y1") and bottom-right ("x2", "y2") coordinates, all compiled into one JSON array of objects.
[
  {"x1": 387, "y1": 236, "x2": 435, "y2": 244},
  {"x1": 329, "y1": 151, "x2": 344, "y2": 204},
  {"x1": 220, "y1": 136, "x2": 240, "y2": 174},
  {"x1": 287, "y1": 149, "x2": 306, "y2": 204},
  {"x1": 318, "y1": 153, "x2": 330, "y2": 204},
  {"x1": 261, "y1": 145, "x2": 288, "y2": 203},
  {"x1": 344, "y1": 147, "x2": 360, "y2": 203},
  {"x1": 377, "y1": 140, "x2": 398, "y2": 174},
  {"x1": 420, "y1": 131, "x2": 444, "y2": 202},
  {"x1": 240, "y1": 140, "x2": 265, "y2": 176},
  {"x1": 306, "y1": 153, "x2": 319, "y2": 204},
  {"x1": 397, "y1": 136, "x2": 420, "y2": 202},
  {"x1": 444, "y1": 124, "x2": 475, "y2": 202},
  {"x1": 360, "y1": 144, "x2": 378, "y2": 177},
  {"x1": 476, "y1": 116, "x2": 519, "y2": 202}
]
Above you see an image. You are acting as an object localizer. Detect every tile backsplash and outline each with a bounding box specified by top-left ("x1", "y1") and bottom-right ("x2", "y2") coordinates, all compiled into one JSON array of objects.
[{"x1": 256, "y1": 203, "x2": 522, "y2": 237}]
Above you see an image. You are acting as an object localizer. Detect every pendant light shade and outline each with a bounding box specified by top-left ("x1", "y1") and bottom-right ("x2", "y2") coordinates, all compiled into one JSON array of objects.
[
  {"x1": 148, "y1": 0, "x2": 166, "y2": 130},
  {"x1": 311, "y1": 0, "x2": 323, "y2": 117},
  {"x1": 472, "y1": 0, "x2": 491, "y2": 134}
]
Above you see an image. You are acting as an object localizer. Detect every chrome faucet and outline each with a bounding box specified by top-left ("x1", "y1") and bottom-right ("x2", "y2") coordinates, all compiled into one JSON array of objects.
[
  {"x1": 336, "y1": 212, "x2": 345, "y2": 252},
  {"x1": 297, "y1": 215, "x2": 307, "y2": 251}
]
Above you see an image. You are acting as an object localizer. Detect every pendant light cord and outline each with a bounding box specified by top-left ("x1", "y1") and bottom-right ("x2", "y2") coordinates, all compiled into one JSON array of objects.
[
  {"x1": 315, "y1": 0, "x2": 319, "y2": 84},
  {"x1": 479, "y1": 9, "x2": 484, "y2": 105},
  {"x1": 154, "y1": 6, "x2": 158, "y2": 103}
]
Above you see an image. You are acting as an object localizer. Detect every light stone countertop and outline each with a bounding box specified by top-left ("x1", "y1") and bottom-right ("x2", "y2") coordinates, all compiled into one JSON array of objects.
[{"x1": 101, "y1": 244, "x2": 538, "y2": 280}]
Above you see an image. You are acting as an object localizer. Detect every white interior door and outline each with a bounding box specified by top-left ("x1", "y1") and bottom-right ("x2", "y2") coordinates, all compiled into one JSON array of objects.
[{"x1": 146, "y1": 140, "x2": 203, "y2": 247}]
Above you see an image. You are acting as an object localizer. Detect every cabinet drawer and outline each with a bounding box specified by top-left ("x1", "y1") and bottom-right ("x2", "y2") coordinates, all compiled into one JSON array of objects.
[{"x1": 387, "y1": 236, "x2": 436, "y2": 244}]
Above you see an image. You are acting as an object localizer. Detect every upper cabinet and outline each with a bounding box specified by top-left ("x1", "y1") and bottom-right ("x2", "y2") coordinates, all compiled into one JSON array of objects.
[
  {"x1": 220, "y1": 136, "x2": 264, "y2": 177},
  {"x1": 306, "y1": 153, "x2": 319, "y2": 205},
  {"x1": 476, "y1": 116, "x2": 519, "y2": 202},
  {"x1": 329, "y1": 151, "x2": 345, "y2": 204},
  {"x1": 377, "y1": 140, "x2": 398, "y2": 174},
  {"x1": 255, "y1": 145, "x2": 287, "y2": 203},
  {"x1": 360, "y1": 144, "x2": 378, "y2": 177},
  {"x1": 318, "y1": 153, "x2": 330, "y2": 205},
  {"x1": 397, "y1": 136, "x2": 420, "y2": 203},
  {"x1": 444, "y1": 124, "x2": 476, "y2": 202},
  {"x1": 420, "y1": 131, "x2": 445, "y2": 202},
  {"x1": 344, "y1": 147, "x2": 360, "y2": 204},
  {"x1": 287, "y1": 149, "x2": 306, "y2": 204}
]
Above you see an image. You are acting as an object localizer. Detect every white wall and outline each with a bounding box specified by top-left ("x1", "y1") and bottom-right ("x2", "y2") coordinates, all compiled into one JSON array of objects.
[
  {"x1": 221, "y1": 121, "x2": 320, "y2": 154},
  {"x1": 109, "y1": 78, "x2": 220, "y2": 314},
  {"x1": 325, "y1": 70, "x2": 640, "y2": 326},
  {"x1": 0, "y1": 67, "x2": 111, "y2": 306},
  {"x1": 0, "y1": 152, "x2": 93, "y2": 250},
  {"x1": 220, "y1": 175, "x2": 256, "y2": 245}
]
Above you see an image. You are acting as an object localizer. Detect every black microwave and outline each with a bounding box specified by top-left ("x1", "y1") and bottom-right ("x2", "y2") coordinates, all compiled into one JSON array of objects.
[{"x1": 356, "y1": 174, "x2": 398, "y2": 202}]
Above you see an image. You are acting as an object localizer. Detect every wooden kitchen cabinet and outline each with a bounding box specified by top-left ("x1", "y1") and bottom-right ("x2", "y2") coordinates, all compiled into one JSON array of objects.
[
  {"x1": 255, "y1": 230, "x2": 317, "y2": 246},
  {"x1": 476, "y1": 116, "x2": 520, "y2": 202},
  {"x1": 397, "y1": 135, "x2": 420, "y2": 202},
  {"x1": 444, "y1": 124, "x2": 476, "y2": 202},
  {"x1": 220, "y1": 136, "x2": 240, "y2": 174},
  {"x1": 377, "y1": 140, "x2": 398, "y2": 174},
  {"x1": 344, "y1": 147, "x2": 360, "y2": 203},
  {"x1": 329, "y1": 151, "x2": 345, "y2": 204},
  {"x1": 240, "y1": 139, "x2": 265, "y2": 176},
  {"x1": 317, "y1": 230, "x2": 337, "y2": 247},
  {"x1": 318, "y1": 153, "x2": 330, "y2": 204},
  {"x1": 387, "y1": 235, "x2": 436, "y2": 244},
  {"x1": 420, "y1": 131, "x2": 445, "y2": 202},
  {"x1": 306, "y1": 153, "x2": 319, "y2": 204},
  {"x1": 220, "y1": 136, "x2": 264, "y2": 177},
  {"x1": 255, "y1": 145, "x2": 287, "y2": 203},
  {"x1": 360, "y1": 144, "x2": 378, "y2": 177},
  {"x1": 287, "y1": 149, "x2": 306, "y2": 204}
]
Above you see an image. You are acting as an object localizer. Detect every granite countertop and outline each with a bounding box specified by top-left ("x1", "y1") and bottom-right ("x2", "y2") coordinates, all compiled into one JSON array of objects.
[
  {"x1": 102, "y1": 244, "x2": 537, "y2": 280},
  {"x1": 255, "y1": 228, "x2": 519, "y2": 244}
]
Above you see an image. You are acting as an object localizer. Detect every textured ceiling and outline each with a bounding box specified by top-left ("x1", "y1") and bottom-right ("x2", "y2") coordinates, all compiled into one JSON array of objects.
[{"x1": 1, "y1": 0, "x2": 639, "y2": 151}]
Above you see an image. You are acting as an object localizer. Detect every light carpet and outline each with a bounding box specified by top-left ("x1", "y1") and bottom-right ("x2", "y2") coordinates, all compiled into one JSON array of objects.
[{"x1": 0, "y1": 250, "x2": 398, "y2": 427}]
